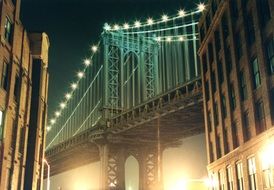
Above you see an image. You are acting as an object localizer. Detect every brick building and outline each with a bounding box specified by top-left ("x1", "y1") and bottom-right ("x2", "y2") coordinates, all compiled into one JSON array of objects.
[
  {"x1": 0, "y1": 0, "x2": 49, "y2": 189},
  {"x1": 198, "y1": 0, "x2": 274, "y2": 189}
]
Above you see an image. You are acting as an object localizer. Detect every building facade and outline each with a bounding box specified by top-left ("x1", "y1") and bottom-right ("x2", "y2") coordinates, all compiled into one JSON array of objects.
[
  {"x1": 198, "y1": 0, "x2": 274, "y2": 189},
  {"x1": 0, "y1": 0, "x2": 49, "y2": 189}
]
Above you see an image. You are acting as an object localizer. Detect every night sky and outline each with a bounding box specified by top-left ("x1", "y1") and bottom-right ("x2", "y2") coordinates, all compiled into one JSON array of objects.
[{"x1": 20, "y1": 0, "x2": 201, "y2": 116}]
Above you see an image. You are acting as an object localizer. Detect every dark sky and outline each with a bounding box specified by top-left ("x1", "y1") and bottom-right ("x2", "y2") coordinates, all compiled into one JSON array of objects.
[{"x1": 20, "y1": 0, "x2": 200, "y2": 116}]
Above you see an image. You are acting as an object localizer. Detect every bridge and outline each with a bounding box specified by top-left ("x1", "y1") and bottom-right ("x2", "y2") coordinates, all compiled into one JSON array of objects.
[{"x1": 45, "y1": 4, "x2": 206, "y2": 190}]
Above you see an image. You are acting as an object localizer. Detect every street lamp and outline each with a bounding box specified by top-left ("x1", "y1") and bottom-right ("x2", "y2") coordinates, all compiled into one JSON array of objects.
[{"x1": 44, "y1": 159, "x2": 50, "y2": 190}]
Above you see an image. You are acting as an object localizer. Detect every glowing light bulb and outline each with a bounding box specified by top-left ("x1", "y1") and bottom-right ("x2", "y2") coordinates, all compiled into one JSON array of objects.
[
  {"x1": 114, "y1": 24, "x2": 120, "y2": 30},
  {"x1": 167, "y1": 37, "x2": 172, "y2": 42},
  {"x1": 198, "y1": 3, "x2": 206, "y2": 12},
  {"x1": 103, "y1": 23, "x2": 111, "y2": 31},
  {"x1": 60, "y1": 102, "x2": 66, "y2": 109},
  {"x1": 178, "y1": 9, "x2": 186, "y2": 17},
  {"x1": 123, "y1": 23, "x2": 129, "y2": 29},
  {"x1": 147, "y1": 18, "x2": 154, "y2": 25},
  {"x1": 156, "y1": 37, "x2": 161, "y2": 42},
  {"x1": 65, "y1": 93, "x2": 72, "y2": 100},
  {"x1": 162, "y1": 14, "x2": 168, "y2": 22},
  {"x1": 91, "y1": 45, "x2": 98, "y2": 53},
  {"x1": 46, "y1": 126, "x2": 51, "y2": 132},
  {"x1": 50, "y1": 119, "x2": 56, "y2": 124},
  {"x1": 84, "y1": 59, "x2": 91, "y2": 66},
  {"x1": 77, "y1": 72, "x2": 84, "y2": 79},
  {"x1": 55, "y1": 111, "x2": 61, "y2": 117},
  {"x1": 134, "y1": 21, "x2": 141, "y2": 27},
  {"x1": 179, "y1": 36, "x2": 184, "y2": 41},
  {"x1": 71, "y1": 83, "x2": 77, "y2": 90}
]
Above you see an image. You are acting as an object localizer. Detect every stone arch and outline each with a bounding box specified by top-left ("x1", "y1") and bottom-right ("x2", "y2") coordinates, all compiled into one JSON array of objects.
[{"x1": 125, "y1": 155, "x2": 139, "y2": 190}]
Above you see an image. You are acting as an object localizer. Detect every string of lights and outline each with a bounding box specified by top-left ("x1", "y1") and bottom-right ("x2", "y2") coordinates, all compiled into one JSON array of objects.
[
  {"x1": 47, "y1": 41, "x2": 100, "y2": 132},
  {"x1": 46, "y1": 2, "x2": 206, "y2": 134},
  {"x1": 104, "y1": 2, "x2": 205, "y2": 31}
]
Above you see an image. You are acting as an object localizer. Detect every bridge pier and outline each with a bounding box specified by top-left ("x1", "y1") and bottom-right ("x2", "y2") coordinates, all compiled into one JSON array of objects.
[{"x1": 98, "y1": 143, "x2": 163, "y2": 190}]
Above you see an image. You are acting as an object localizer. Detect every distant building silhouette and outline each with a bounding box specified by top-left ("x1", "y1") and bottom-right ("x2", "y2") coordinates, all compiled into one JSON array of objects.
[
  {"x1": 0, "y1": 0, "x2": 49, "y2": 189},
  {"x1": 199, "y1": 0, "x2": 274, "y2": 189}
]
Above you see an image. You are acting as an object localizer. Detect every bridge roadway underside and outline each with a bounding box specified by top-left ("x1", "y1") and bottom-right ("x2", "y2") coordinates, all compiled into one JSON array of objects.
[{"x1": 46, "y1": 90, "x2": 204, "y2": 180}]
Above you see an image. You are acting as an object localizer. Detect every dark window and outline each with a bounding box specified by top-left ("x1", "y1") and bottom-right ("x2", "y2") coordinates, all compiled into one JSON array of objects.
[
  {"x1": 202, "y1": 53, "x2": 208, "y2": 73},
  {"x1": 266, "y1": 38, "x2": 274, "y2": 74},
  {"x1": 205, "y1": 81, "x2": 210, "y2": 101},
  {"x1": 14, "y1": 74, "x2": 20, "y2": 102},
  {"x1": 12, "y1": 0, "x2": 16, "y2": 5},
  {"x1": 0, "y1": 110, "x2": 4, "y2": 140},
  {"x1": 255, "y1": 100, "x2": 266, "y2": 133},
  {"x1": 208, "y1": 43, "x2": 214, "y2": 64},
  {"x1": 235, "y1": 32, "x2": 243, "y2": 60},
  {"x1": 245, "y1": 13, "x2": 255, "y2": 45},
  {"x1": 257, "y1": 0, "x2": 271, "y2": 26},
  {"x1": 11, "y1": 119, "x2": 17, "y2": 150},
  {"x1": 216, "y1": 135, "x2": 222, "y2": 159},
  {"x1": 208, "y1": 111, "x2": 212, "y2": 132},
  {"x1": 239, "y1": 71, "x2": 248, "y2": 101},
  {"x1": 225, "y1": 45, "x2": 232, "y2": 73},
  {"x1": 19, "y1": 128, "x2": 25, "y2": 154},
  {"x1": 243, "y1": 111, "x2": 251, "y2": 141},
  {"x1": 230, "y1": 84, "x2": 236, "y2": 111},
  {"x1": 212, "y1": 71, "x2": 216, "y2": 92},
  {"x1": 211, "y1": 0, "x2": 217, "y2": 15},
  {"x1": 215, "y1": 30, "x2": 221, "y2": 52},
  {"x1": 221, "y1": 94, "x2": 227, "y2": 118},
  {"x1": 214, "y1": 102, "x2": 219, "y2": 126},
  {"x1": 200, "y1": 26, "x2": 205, "y2": 42},
  {"x1": 0, "y1": 61, "x2": 9, "y2": 90},
  {"x1": 209, "y1": 141, "x2": 214, "y2": 162},
  {"x1": 251, "y1": 57, "x2": 261, "y2": 89},
  {"x1": 4, "y1": 17, "x2": 13, "y2": 44},
  {"x1": 232, "y1": 121, "x2": 239, "y2": 148},
  {"x1": 230, "y1": 0, "x2": 239, "y2": 22},
  {"x1": 206, "y1": 13, "x2": 211, "y2": 30},
  {"x1": 224, "y1": 128, "x2": 229, "y2": 153},
  {"x1": 217, "y1": 59, "x2": 224, "y2": 84},
  {"x1": 222, "y1": 13, "x2": 229, "y2": 39}
]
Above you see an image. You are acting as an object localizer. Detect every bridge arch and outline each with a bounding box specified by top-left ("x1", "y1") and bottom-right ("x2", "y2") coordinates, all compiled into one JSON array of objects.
[{"x1": 125, "y1": 155, "x2": 139, "y2": 190}]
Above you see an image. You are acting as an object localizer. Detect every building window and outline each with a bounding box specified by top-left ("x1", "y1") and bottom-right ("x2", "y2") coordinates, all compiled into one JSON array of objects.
[
  {"x1": 208, "y1": 111, "x2": 212, "y2": 132},
  {"x1": 19, "y1": 127, "x2": 25, "y2": 154},
  {"x1": 4, "y1": 17, "x2": 13, "y2": 44},
  {"x1": 243, "y1": 111, "x2": 251, "y2": 141},
  {"x1": 225, "y1": 45, "x2": 232, "y2": 73},
  {"x1": 206, "y1": 13, "x2": 211, "y2": 31},
  {"x1": 261, "y1": 147, "x2": 274, "y2": 188},
  {"x1": 230, "y1": 84, "x2": 236, "y2": 111},
  {"x1": 245, "y1": 13, "x2": 255, "y2": 45},
  {"x1": 257, "y1": 0, "x2": 271, "y2": 26},
  {"x1": 232, "y1": 121, "x2": 239, "y2": 148},
  {"x1": 215, "y1": 30, "x2": 221, "y2": 52},
  {"x1": 216, "y1": 135, "x2": 222, "y2": 159},
  {"x1": 14, "y1": 74, "x2": 20, "y2": 102},
  {"x1": 0, "y1": 61, "x2": 9, "y2": 90},
  {"x1": 217, "y1": 59, "x2": 224, "y2": 84},
  {"x1": 202, "y1": 53, "x2": 208, "y2": 73},
  {"x1": 227, "y1": 165, "x2": 234, "y2": 190},
  {"x1": 248, "y1": 157, "x2": 257, "y2": 190},
  {"x1": 214, "y1": 102, "x2": 219, "y2": 126},
  {"x1": 251, "y1": 57, "x2": 261, "y2": 89},
  {"x1": 224, "y1": 128, "x2": 230, "y2": 153},
  {"x1": 212, "y1": 71, "x2": 216, "y2": 93},
  {"x1": 222, "y1": 13, "x2": 229, "y2": 39},
  {"x1": 205, "y1": 81, "x2": 210, "y2": 102},
  {"x1": 239, "y1": 71, "x2": 247, "y2": 101},
  {"x1": 0, "y1": 110, "x2": 4, "y2": 140},
  {"x1": 221, "y1": 94, "x2": 227, "y2": 118},
  {"x1": 209, "y1": 141, "x2": 214, "y2": 163},
  {"x1": 236, "y1": 162, "x2": 244, "y2": 190},
  {"x1": 219, "y1": 170, "x2": 225, "y2": 190},
  {"x1": 266, "y1": 37, "x2": 274, "y2": 75},
  {"x1": 230, "y1": 0, "x2": 238, "y2": 22},
  {"x1": 208, "y1": 43, "x2": 214, "y2": 64},
  {"x1": 255, "y1": 100, "x2": 266, "y2": 133},
  {"x1": 235, "y1": 32, "x2": 243, "y2": 60},
  {"x1": 211, "y1": 0, "x2": 217, "y2": 15},
  {"x1": 200, "y1": 25, "x2": 205, "y2": 42}
]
